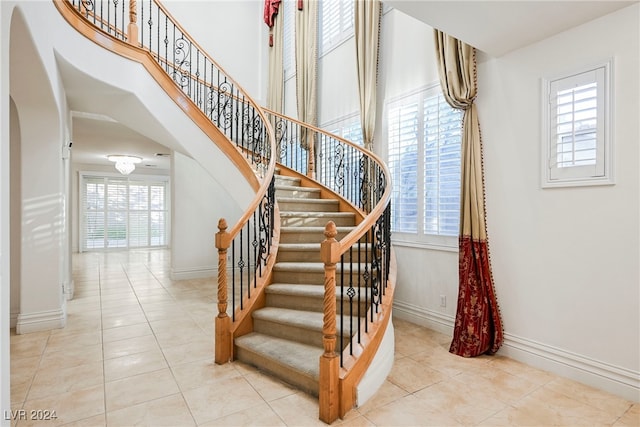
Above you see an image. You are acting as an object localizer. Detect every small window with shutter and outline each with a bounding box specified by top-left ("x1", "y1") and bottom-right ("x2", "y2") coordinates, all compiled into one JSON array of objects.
[{"x1": 543, "y1": 61, "x2": 613, "y2": 187}]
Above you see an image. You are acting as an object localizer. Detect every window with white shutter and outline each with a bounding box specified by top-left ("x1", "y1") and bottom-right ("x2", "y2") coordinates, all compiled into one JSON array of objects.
[
  {"x1": 320, "y1": 0, "x2": 354, "y2": 56},
  {"x1": 283, "y1": 0, "x2": 296, "y2": 81},
  {"x1": 387, "y1": 85, "x2": 462, "y2": 243},
  {"x1": 543, "y1": 61, "x2": 613, "y2": 187},
  {"x1": 80, "y1": 174, "x2": 169, "y2": 251}
]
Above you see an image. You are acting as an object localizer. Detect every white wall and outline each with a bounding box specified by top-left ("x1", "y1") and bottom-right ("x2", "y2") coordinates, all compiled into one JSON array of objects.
[
  {"x1": 478, "y1": 4, "x2": 639, "y2": 399},
  {"x1": 308, "y1": 3, "x2": 640, "y2": 401},
  {"x1": 171, "y1": 152, "x2": 243, "y2": 279},
  {"x1": 161, "y1": 0, "x2": 268, "y2": 103}
]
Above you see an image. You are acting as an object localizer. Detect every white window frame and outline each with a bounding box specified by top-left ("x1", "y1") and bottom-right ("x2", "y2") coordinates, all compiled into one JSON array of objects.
[
  {"x1": 79, "y1": 172, "x2": 170, "y2": 252},
  {"x1": 319, "y1": 0, "x2": 354, "y2": 56},
  {"x1": 386, "y1": 84, "x2": 462, "y2": 250},
  {"x1": 542, "y1": 59, "x2": 614, "y2": 188}
]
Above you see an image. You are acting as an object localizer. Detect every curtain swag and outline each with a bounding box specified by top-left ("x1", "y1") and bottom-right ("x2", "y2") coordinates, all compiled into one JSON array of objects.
[{"x1": 434, "y1": 30, "x2": 504, "y2": 357}]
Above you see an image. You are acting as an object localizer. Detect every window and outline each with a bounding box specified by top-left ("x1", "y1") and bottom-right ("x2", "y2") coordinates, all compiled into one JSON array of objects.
[
  {"x1": 323, "y1": 113, "x2": 363, "y2": 146},
  {"x1": 283, "y1": 0, "x2": 295, "y2": 80},
  {"x1": 320, "y1": 0, "x2": 354, "y2": 55},
  {"x1": 387, "y1": 85, "x2": 462, "y2": 242},
  {"x1": 81, "y1": 175, "x2": 169, "y2": 251},
  {"x1": 543, "y1": 61, "x2": 612, "y2": 187}
]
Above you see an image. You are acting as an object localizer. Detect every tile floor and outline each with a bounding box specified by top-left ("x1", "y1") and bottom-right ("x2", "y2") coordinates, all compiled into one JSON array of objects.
[{"x1": 8, "y1": 249, "x2": 639, "y2": 426}]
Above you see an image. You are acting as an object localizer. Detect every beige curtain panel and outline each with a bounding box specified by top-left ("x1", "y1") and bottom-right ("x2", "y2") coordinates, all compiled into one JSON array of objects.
[
  {"x1": 295, "y1": 0, "x2": 318, "y2": 142},
  {"x1": 434, "y1": 30, "x2": 503, "y2": 357},
  {"x1": 355, "y1": 0, "x2": 381, "y2": 150},
  {"x1": 267, "y1": 6, "x2": 284, "y2": 113}
]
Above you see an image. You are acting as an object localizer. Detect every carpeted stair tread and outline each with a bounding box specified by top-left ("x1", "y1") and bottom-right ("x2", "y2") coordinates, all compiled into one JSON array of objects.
[
  {"x1": 275, "y1": 184, "x2": 320, "y2": 193},
  {"x1": 235, "y1": 332, "x2": 320, "y2": 380},
  {"x1": 280, "y1": 226, "x2": 355, "y2": 233},
  {"x1": 253, "y1": 307, "x2": 325, "y2": 331},
  {"x1": 277, "y1": 197, "x2": 339, "y2": 204},
  {"x1": 274, "y1": 261, "x2": 373, "y2": 272},
  {"x1": 279, "y1": 211, "x2": 355, "y2": 218}
]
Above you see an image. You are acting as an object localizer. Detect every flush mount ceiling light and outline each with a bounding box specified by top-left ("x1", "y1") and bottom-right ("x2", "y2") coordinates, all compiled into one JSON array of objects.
[{"x1": 107, "y1": 155, "x2": 142, "y2": 175}]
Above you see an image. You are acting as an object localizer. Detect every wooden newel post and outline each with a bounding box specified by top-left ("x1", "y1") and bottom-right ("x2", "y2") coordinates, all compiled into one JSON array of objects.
[
  {"x1": 215, "y1": 218, "x2": 232, "y2": 364},
  {"x1": 127, "y1": 0, "x2": 138, "y2": 46},
  {"x1": 319, "y1": 221, "x2": 340, "y2": 424}
]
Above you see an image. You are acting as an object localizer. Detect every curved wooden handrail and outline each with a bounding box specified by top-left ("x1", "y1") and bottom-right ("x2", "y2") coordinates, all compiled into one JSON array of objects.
[
  {"x1": 264, "y1": 107, "x2": 392, "y2": 256},
  {"x1": 53, "y1": 0, "x2": 277, "y2": 240}
]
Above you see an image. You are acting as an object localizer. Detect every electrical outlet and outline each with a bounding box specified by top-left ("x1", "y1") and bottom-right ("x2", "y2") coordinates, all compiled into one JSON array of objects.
[{"x1": 439, "y1": 295, "x2": 446, "y2": 308}]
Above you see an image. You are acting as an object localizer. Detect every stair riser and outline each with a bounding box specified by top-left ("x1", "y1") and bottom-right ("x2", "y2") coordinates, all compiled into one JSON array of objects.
[
  {"x1": 277, "y1": 247, "x2": 372, "y2": 262},
  {"x1": 235, "y1": 346, "x2": 319, "y2": 396},
  {"x1": 266, "y1": 293, "x2": 369, "y2": 315},
  {"x1": 253, "y1": 318, "x2": 351, "y2": 349},
  {"x1": 278, "y1": 200, "x2": 339, "y2": 212},
  {"x1": 273, "y1": 270, "x2": 370, "y2": 285},
  {"x1": 279, "y1": 230, "x2": 351, "y2": 244},
  {"x1": 276, "y1": 189, "x2": 320, "y2": 199},
  {"x1": 280, "y1": 215, "x2": 354, "y2": 227}
]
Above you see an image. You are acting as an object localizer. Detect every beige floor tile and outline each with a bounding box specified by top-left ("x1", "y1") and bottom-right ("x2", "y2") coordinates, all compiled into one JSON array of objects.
[
  {"x1": 360, "y1": 394, "x2": 459, "y2": 427},
  {"x1": 153, "y1": 327, "x2": 209, "y2": 348},
  {"x1": 335, "y1": 414, "x2": 377, "y2": 427},
  {"x1": 104, "y1": 348, "x2": 168, "y2": 382},
  {"x1": 170, "y1": 358, "x2": 241, "y2": 392},
  {"x1": 356, "y1": 380, "x2": 409, "y2": 415},
  {"x1": 38, "y1": 343, "x2": 103, "y2": 371},
  {"x1": 387, "y1": 356, "x2": 448, "y2": 393},
  {"x1": 11, "y1": 378, "x2": 31, "y2": 405},
  {"x1": 101, "y1": 312, "x2": 148, "y2": 329},
  {"x1": 10, "y1": 355, "x2": 41, "y2": 385},
  {"x1": 543, "y1": 377, "x2": 634, "y2": 416},
  {"x1": 59, "y1": 414, "x2": 106, "y2": 427},
  {"x1": 161, "y1": 338, "x2": 213, "y2": 366},
  {"x1": 244, "y1": 372, "x2": 298, "y2": 402},
  {"x1": 44, "y1": 331, "x2": 102, "y2": 354},
  {"x1": 105, "y1": 368, "x2": 180, "y2": 412},
  {"x1": 106, "y1": 393, "x2": 195, "y2": 427},
  {"x1": 410, "y1": 345, "x2": 490, "y2": 377},
  {"x1": 103, "y1": 334, "x2": 159, "y2": 359},
  {"x1": 10, "y1": 335, "x2": 49, "y2": 359},
  {"x1": 453, "y1": 364, "x2": 541, "y2": 405},
  {"x1": 102, "y1": 323, "x2": 153, "y2": 343},
  {"x1": 614, "y1": 403, "x2": 640, "y2": 426},
  {"x1": 413, "y1": 377, "x2": 507, "y2": 425},
  {"x1": 199, "y1": 402, "x2": 285, "y2": 427},
  {"x1": 19, "y1": 384, "x2": 104, "y2": 427},
  {"x1": 27, "y1": 361, "x2": 103, "y2": 400},
  {"x1": 268, "y1": 392, "x2": 326, "y2": 427},
  {"x1": 477, "y1": 405, "x2": 546, "y2": 426},
  {"x1": 182, "y1": 376, "x2": 264, "y2": 425},
  {"x1": 513, "y1": 387, "x2": 620, "y2": 425}
]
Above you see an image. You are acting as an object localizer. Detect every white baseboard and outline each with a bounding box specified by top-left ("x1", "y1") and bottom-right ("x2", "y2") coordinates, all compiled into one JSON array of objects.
[
  {"x1": 10, "y1": 311, "x2": 18, "y2": 329},
  {"x1": 393, "y1": 300, "x2": 640, "y2": 402},
  {"x1": 64, "y1": 279, "x2": 74, "y2": 300},
  {"x1": 170, "y1": 265, "x2": 217, "y2": 280},
  {"x1": 16, "y1": 308, "x2": 66, "y2": 334},
  {"x1": 393, "y1": 300, "x2": 455, "y2": 337}
]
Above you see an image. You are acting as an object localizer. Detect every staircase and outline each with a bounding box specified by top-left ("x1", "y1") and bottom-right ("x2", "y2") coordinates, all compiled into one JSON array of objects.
[
  {"x1": 235, "y1": 172, "x2": 362, "y2": 396},
  {"x1": 55, "y1": 0, "x2": 396, "y2": 422}
]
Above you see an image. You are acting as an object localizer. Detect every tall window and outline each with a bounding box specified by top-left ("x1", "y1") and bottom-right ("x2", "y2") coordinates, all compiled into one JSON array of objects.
[
  {"x1": 82, "y1": 175, "x2": 169, "y2": 251},
  {"x1": 387, "y1": 85, "x2": 462, "y2": 240},
  {"x1": 283, "y1": 0, "x2": 296, "y2": 80},
  {"x1": 543, "y1": 61, "x2": 612, "y2": 187},
  {"x1": 320, "y1": 0, "x2": 354, "y2": 55}
]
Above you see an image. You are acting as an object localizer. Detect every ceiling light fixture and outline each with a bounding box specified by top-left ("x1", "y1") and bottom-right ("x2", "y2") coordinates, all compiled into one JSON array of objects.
[{"x1": 107, "y1": 155, "x2": 142, "y2": 175}]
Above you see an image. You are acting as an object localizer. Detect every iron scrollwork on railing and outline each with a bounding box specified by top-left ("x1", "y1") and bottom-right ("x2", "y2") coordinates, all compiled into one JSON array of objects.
[
  {"x1": 264, "y1": 110, "x2": 392, "y2": 368},
  {"x1": 229, "y1": 176, "x2": 276, "y2": 320}
]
